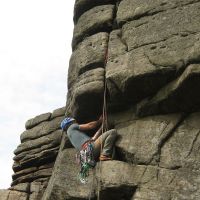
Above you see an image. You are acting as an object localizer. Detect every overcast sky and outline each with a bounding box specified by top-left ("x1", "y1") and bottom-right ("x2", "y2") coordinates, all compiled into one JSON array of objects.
[{"x1": 0, "y1": 0, "x2": 75, "y2": 188}]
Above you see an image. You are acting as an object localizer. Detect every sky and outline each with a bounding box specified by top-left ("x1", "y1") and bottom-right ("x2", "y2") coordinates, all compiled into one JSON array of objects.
[{"x1": 0, "y1": 0, "x2": 75, "y2": 188}]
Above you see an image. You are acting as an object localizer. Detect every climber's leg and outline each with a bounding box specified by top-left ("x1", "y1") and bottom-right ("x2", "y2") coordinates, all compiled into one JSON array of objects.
[{"x1": 93, "y1": 129, "x2": 117, "y2": 160}]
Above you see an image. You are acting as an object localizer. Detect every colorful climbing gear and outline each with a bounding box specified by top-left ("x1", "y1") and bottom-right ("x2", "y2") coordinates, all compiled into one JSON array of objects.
[{"x1": 77, "y1": 141, "x2": 96, "y2": 184}]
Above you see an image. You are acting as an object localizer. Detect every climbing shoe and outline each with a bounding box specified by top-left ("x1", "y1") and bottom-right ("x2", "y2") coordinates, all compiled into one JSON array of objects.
[{"x1": 99, "y1": 155, "x2": 112, "y2": 161}]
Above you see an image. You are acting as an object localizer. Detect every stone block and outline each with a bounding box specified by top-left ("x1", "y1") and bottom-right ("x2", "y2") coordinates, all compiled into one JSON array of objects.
[
  {"x1": 72, "y1": 5, "x2": 114, "y2": 49},
  {"x1": 106, "y1": 2, "x2": 200, "y2": 107},
  {"x1": 121, "y1": 2, "x2": 200, "y2": 51},
  {"x1": 106, "y1": 48, "x2": 176, "y2": 105},
  {"x1": 20, "y1": 116, "x2": 64, "y2": 142},
  {"x1": 115, "y1": 114, "x2": 182, "y2": 164},
  {"x1": 13, "y1": 147, "x2": 58, "y2": 172},
  {"x1": 132, "y1": 167, "x2": 200, "y2": 200},
  {"x1": 0, "y1": 190, "x2": 28, "y2": 200},
  {"x1": 9, "y1": 183, "x2": 30, "y2": 193},
  {"x1": 12, "y1": 168, "x2": 52, "y2": 186},
  {"x1": 29, "y1": 181, "x2": 48, "y2": 200},
  {"x1": 25, "y1": 113, "x2": 51, "y2": 130},
  {"x1": 14, "y1": 130, "x2": 62, "y2": 156},
  {"x1": 160, "y1": 112, "x2": 200, "y2": 170},
  {"x1": 74, "y1": 0, "x2": 115, "y2": 23},
  {"x1": 107, "y1": 29, "x2": 127, "y2": 61},
  {"x1": 106, "y1": 29, "x2": 200, "y2": 106},
  {"x1": 95, "y1": 161, "x2": 200, "y2": 200},
  {"x1": 95, "y1": 161, "x2": 143, "y2": 200},
  {"x1": 42, "y1": 148, "x2": 95, "y2": 200},
  {"x1": 136, "y1": 64, "x2": 200, "y2": 116},
  {"x1": 98, "y1": 162, "x2": 200, "y2": 200},
  {"x1": 51, "y1": 107, "x2": 65, "y2": 119},
  {"x1": 117, "y1": 0, "x2": 200, "y2": 26},
  {"x1": 68, "y1": 32, "x2": 109, "y2": 88},
  {"x1": 70, "y1": 68, "x2": 105, "y2": 122}
]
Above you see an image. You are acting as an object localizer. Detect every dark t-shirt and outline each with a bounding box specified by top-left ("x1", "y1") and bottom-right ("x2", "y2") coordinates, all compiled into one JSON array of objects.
[{"x1": 67, "y1": 123, "x2": 90, "y2": 150}]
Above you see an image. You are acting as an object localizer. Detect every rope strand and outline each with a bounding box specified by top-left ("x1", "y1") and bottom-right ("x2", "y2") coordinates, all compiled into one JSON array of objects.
[{"x1": 96, "y1": 38, "x2": 109, "y2": 200}]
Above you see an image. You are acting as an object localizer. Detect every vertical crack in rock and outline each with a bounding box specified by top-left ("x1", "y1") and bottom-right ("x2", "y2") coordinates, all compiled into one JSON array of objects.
[
  {"x1": 156, "y1": 113, "x2": 188, "y2": 166},
  {"x1": 185, "y1": 130, "x2": 200, "y2": 158}
]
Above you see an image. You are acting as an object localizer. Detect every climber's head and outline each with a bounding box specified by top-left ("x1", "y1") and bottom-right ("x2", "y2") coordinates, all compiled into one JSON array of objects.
[{"x1": 60, "y1": 117, "x2": 76, "y2": 131}]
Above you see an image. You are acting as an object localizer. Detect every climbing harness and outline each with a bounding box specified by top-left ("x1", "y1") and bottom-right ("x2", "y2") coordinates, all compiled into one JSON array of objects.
[{"x1": 77, "y1": 141, "x2": 96, "y2": 184}]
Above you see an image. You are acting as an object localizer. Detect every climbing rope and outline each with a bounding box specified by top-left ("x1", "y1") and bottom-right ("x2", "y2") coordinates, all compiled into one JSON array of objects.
[
  {"x1": 96, "y1": 41, "x2": 109, "y2": 200},
  {"x1": 75, "y1": 40, "x2": 109, "y2": 198}
]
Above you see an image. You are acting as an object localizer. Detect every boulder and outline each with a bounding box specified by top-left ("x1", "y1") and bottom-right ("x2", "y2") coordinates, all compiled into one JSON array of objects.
[
  {"x1": 160, "y1": 112, "x2": 200, "y2": 170},
  {"x1": 14, "y1": 130, "x2": 62, "y2": 156},
  {"x1": 106, "y1": 1, "x2": 200, "y2": 108},
  {"x1": 74, "y1": 0, "x2": 115, "y2": 23},
  {"x1": 9, "y1": 183, "x2": 30, "y2": 193},
  {"x1": 115, "y1": 113, "x2": 183, "y2": 165},
  {"x1": 70, "y1": 68, "x2": 105, "y2": 122},
  {"x1": 117, "y1": 0, "x2": 200, "y2": 26},
  {"x1": 106, "y1": 48, "x2": 176, "y2": 105},
  {"x1": 13, "y1": 147, "x2": 59, "y2": 172},
  {"x1": 121, "y1": 2, "x2": 200, "y2": 51},
  {"x1": 68, "y1": 32, "x2": 109, "y2": 88},
  {"x1": 136, "y1": 64, "x2": 200, "y2": 116},
  {"x1": 106, "y1": 31, "x2": 200, "y2": 106},
  {"x1": 29, "y1": 181, "x2": 49, "y2": 200},
  {"x1": 12, "y1": 163, "x2": 54, "y2": 181},
  {"x1": 95, "y1": 161, "x2": 143, "y2": 199},
  {"x1": 51, "y1": 107, "x2": 66, "y2": 119},
  {"x1": 20, "y1": 116, "x2": 64, "y2": 142},
  {"x1": 107, "y1": 30, "x2": 127, "y2": 61},
  {"x1": 132, "y1": 167, "x2": 200, "y2": 200},
  {"x1": 95, "y1": 161, "x2": 200, "y2": 200},
  {"x1": 42, "y1": 148, "x2": 95, "y2": 200},
  {"x1": 25, "y1": 113, "x2": 51, "y2": 130},
  {"x1": 11, "y1": 168, "x2": 52, "y2": 186},
  {"x1": 0, "y1": 190, "x2": 28, "y2": 200},
  {"x1": 72, "y1": 5, "x2": 115, "y2": 49}
]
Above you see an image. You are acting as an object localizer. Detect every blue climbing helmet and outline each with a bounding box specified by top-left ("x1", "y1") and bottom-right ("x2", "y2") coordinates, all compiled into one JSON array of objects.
[{"x1": 60, "y1": 117, "x2": 75, "y2": 130}]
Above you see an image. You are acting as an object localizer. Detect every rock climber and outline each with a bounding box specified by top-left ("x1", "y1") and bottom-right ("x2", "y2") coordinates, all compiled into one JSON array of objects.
[{"x1": 60, "y1": 116, "x2": 117, "y2": 161}]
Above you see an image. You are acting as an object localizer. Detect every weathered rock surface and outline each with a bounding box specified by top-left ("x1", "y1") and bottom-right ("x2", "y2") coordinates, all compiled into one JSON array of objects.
[
  {"x1": 50, "y1": 107, "x2": 65, "y2": 119},
  {"x1": 0, "y1": 189, "x2": 28, "y2": 200},
  {"x1": 9, "y1": 183, "x2": 30, "y2": 193},
  {"x1": 29, "y1": 181, "x2": 49, "y2": 200},
  {"x1": 20, "y1": 116, "x2": 64, "y2": 142},
  {"x1": 137, "y1": 64, "x2": 200, "y2": 116},
  {"x1": 72, "y1": 5, "x2": 115, "y2": 49},
  {"x1": 42, "y1": 148, "x2": 95, "y2": 200},
  {"x1": 68, "y1": 32, "x2": 109, "y2": 88},
  {"x1": 107, "y1": 1, "x2": 200, "y2": 107},
  {"x1": 14, "y1": 130, "x2": 62, "y2": 156},
  {"x1": 25, "y1": 113, "x2": 51, "y2": 130},
  {"x1": 8, "y1": 108, "x2": 65, "y2": 199},
  {"x1": 97, "y1": 160, "x2": 200, "y2": 199},
  {"x1": 74, "y1": 0, "x2": 115, "y2": 23},
  {"x1": 115, "y1": 114, "x2": 183, "y2": 165},
  {"x1": 69, "y1": 68, "x2": 105, "y2": 122},
  {"x1": 160, "y1": 112, "x2": 200, "y2": 170},
  {"x1": 117, "y1": 0, "x2": 200, "y2": 26}
]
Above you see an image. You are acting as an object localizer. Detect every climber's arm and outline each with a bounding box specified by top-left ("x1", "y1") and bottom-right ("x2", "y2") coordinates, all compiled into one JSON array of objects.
[
  {"x1": 91, "y1": 126, "x2": 102, "y2": 141},
  {"x1": 79, "y1": 116, "x2": 102, "y2": 131}
]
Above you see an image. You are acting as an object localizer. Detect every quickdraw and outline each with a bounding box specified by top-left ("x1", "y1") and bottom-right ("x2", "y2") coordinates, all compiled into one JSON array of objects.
[{"x1": 77, "y1": 141, "x2": 96, "y2": 184}]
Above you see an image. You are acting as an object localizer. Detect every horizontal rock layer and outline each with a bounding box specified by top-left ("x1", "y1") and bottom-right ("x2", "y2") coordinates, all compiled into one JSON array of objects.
[
  {"x1": 72, "y1": 5, "x2": 115, "y2": 50},
  {"x1": 10, "y1": 107, "x2": 67, "y2": 194}
]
